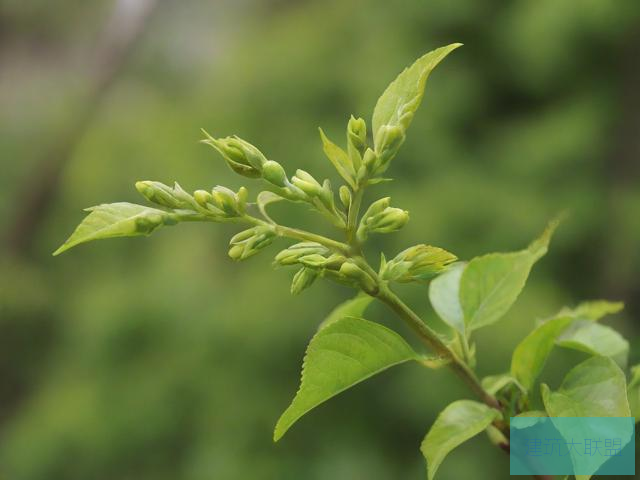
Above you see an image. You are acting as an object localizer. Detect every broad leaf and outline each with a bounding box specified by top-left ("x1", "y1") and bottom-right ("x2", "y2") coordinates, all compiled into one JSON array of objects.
[
  {"x1": 318, "y1": 128, "x2": 356, "y2": 188},
  {"x1": 53, "y1": 203, "x2": 180, "y2": 255},
  {"x1": 421, "y1": 400, "x2": 500, "y2": 480},
  {"x1": 460, "y1": 218, "x2": 560, "y2": 332},
  {"x1": 556, "y1": 320, "x2": 629, "y2": 368},
  {"x1": 541, "y1": 356, "x2": 630, "y2": 417},
  {"x1": 372, "y1": 43, "x2": 462, "y2": 146},
  {"x1": 428, "y1": 262, "x2": 466, "y2": 334},
  {"x1": 317, "y1": 293, "x2": 373, "y2": 330},
  {"x1": 628, "y1": 364, "x2": 640, "y2": 422},
  {"x1": 511, "y1": 315, "x2": 574, "y2": 392},
  {"x1": 274, "y1": 317, "x2": 416, "y2": 441}
]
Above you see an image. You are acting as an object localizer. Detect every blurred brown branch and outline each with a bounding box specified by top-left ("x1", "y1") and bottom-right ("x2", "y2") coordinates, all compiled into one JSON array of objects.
[{"x1": 5, "y1": 0, "x2": 160, "y2": 257}]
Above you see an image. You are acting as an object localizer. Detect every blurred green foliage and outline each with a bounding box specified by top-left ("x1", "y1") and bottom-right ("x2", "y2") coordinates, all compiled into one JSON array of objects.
[{"x1": 1, "y1": 0, "x2": 639, "y2": 478}]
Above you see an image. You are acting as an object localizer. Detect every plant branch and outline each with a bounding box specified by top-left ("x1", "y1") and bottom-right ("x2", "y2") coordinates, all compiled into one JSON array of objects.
[{"x1": 346, "y1": 187, "x2": 364, "y2": 247}]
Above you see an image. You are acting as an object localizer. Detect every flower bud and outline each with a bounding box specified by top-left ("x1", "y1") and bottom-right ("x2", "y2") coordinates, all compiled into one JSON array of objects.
[
  {"x1": 262, "y1": 160, "x2": 288, "y2": 188},
  {"x1": 361, "y1": 148, "x2": 378, "y2": 177},
  {"x1": 202, "y1": 132, "x2": 266, "y2": 178},
  {"x1": 339, "y1": 262, "x2": 378, "y2": 295},
  {"x1": 291, "y1": 267, "x2": 318, "y2": 295},
  {"x1": 357, "y1": 198, "x2": 408, "y2": 241},
  {"x1": 136, "y1": 181, "x2": 191, "y2": 209},
  {"x1": 339, "y1": 185, "x2": 351, "y2": 208},
  {"x1": 373, "y1": 125, "x2": 405, "y2": 174},
  {"x1": 347, "y1": 115, "x2": 367, "y2": 154},
  {"x1": 382, "y1": 245, "x2": 458, "y2": 282},
  {"x1": 291, "y1": 169, "x2": 323, "y2": 198},
  {"x1": 211, "y1": 186, "x2": 241, "y2": 216},
  {"x1": 194, "y1": 189, "x2": 214, "y2": 208},
  {"x1": 228, "y1": 226, "x2": 276, "y2": 261},
  {"x1": 274, "y1": 242, "x2": 329, "y2": 266}
]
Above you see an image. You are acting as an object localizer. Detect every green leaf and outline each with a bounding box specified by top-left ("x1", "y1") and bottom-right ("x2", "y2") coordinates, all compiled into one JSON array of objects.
[
  {"x1": 556, "y1": 320, "x2": 629, "y2": 368},
  {"x1": 372, "y1": 43, "x2": 462, "y2": 147},
  {"x1": 429, "y1": 262, "x2": 466, "y2": 334},
  {"x1": 557, "y1": 299, "x2": 624, "y2": 321},
  {"x1": 628, "y1": 364, "x2": 640, "y2": 422},
  {"x1": 541, "y1": 356, "x2": 630, "y2": 417},
  {"x1": 274, "y1": 317, "x2": 416, "y2": 441},
  {"x1": 256, "y1": 191, "x2": 284, "y2": 224},
  {"x1": 511, "y1": 315, "x2": 574, "y2": 392},
  {"x1": 317, "y1": 293, "x2": 374, "y2": 330},
  {"x1": 318, "y1": 128, "x2": 356, "y2": 188},
  {"x1": 53, "y1": 203, "x2": 181, "y2": 255},
  {"x1": 460, "y1": 218, "x2": 560, "y2": 332},
  {"x1": 481, "y1": 373, "x2": 524, "y2": 396},
  {"x1": 420, "y1": 400, "x2": 500, "y2": 480}
]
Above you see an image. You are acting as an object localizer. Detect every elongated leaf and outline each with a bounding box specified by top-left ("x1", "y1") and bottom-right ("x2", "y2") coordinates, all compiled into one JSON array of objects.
[
  {"x1": 557, "y1": 299, "x2": 623, "y2": 321},
  {"x1": 257, "y1": 191, "x2": 284, "y2": 224},
  {"x1": 318, "y1": 128, "x2": 356, "y2": 188},
  {"x1": 511, "y1": 316, "x2": 574, "y2": 392},
  {"x1": 317, "y1": 293, "x2": 373, "y2": 330},
  {"x1": 274, "y1": 317, "x2": 416, "y2": 441},
  {"x1": 556, "y1": 320, "x2": 629, "y2": 368},
  {"x1": 428, "y1": 262, "x2": 466, "y2": 334},
  {"x1": 541, "y1": 356, "x2": 630, "y2": 417},
  {"x1": 481, "y1": 373, "x2": 524, "y2": 396},
  {"x1": 628, "y1": 364, "x2": 640, "y2": 422},
  {"x1": 372, "y1": 43, "x2": 462, "y2": 146},
  {"x1": 421, "y1": 400, "x2": 500, "y2": 480},
  {"x1": 53, "y1": 203, "x2": 180, "y2": 255},
  {"x1": 460, "y1": 218, "x2": 560, "y2": 332}
]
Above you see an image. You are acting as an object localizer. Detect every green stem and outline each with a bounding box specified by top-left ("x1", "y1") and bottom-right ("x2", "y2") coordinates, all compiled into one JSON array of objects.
[
  {"x1": 375, "y1": 283, "x2": 500, "y2": 411},
  {"x1": 275, "y1": 225, "x2": 350, "y2": 254},
  {"x1": 346, "y1": 187, "x2": 364, "y2": 246}
]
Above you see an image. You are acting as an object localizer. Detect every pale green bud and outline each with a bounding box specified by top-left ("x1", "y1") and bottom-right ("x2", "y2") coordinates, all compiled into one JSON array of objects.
[
  {"x1": 373, "y1": 125, "x2": 405, "y2": 174},
  {"x1": 291, "y1": 267, "x2": 318, "y2": 295},
  {"x1": 262, "y1": 160, "x2": 288, "y2": 187},
  {"x1": 347, "y1": 115, "x2": 367, "y2": 153},
  {"x1": 228, "y1": 225, "x2": 276, "y2": 261},
  {"x1": 382, "y1": 245, "x2": 458, "y2": 282},
  {"x1": 291, "y1": 169, "x2": 322, "y2": 198},
  {"x1": 211, "y1": 186, "x2": 240, "y2": 216},
  {"x1": 202, "y1": 133, "x2": 266, "y2": 178},
  {"x1": 339, "y1": 185, "x2": 351, "y2": 208},
  {"x1": 298, "y1": 254, "x2": 329, "y2": 268},
  {"x1": 339, "y1": 262, "x2": 378, "y2": 295},
  {"x1": 274, "y1": 242, "x2": 329, "y2": 266},
  {"x1": 136, "y1": 181, "x2": 191, "y2": 209},
  {"x1": 357, "y1": 198, "x2": 408, "y2": 241},
  {"x1": 193, "y1": 189, "x2": 214, "y2": 208}
]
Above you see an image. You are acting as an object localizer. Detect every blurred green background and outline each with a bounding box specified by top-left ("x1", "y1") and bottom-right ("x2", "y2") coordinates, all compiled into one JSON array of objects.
[{"x1": 1, "y1": 0, "x2": 640, "y2": 479}]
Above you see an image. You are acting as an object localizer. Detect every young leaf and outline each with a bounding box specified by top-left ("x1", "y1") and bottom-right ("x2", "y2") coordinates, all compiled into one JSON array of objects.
[
  {"x1": 372, "y1": 43, "x2": 462, "y2": 147},
  {"x1": 318, "y1": 128, "x2": 356, "y2": 188},
  {"x1": 257, "y1": 191, "x2": 285, "y2": 224},
  {"x1": 627, "y1": 364, "x2": 640, "y2": 422},
  {"x1": 510, "y1": 315, "x2": 574, "y2": 392},
  {"x1": 317, "y1": 293, "x2": 373, "y2": 330},
  {"x1": 460, "y1": 218, "x2": 560, "y2": 332},
  {"x1": 53, "y1": 203, "x2": 182, "y2": 255},
  {"x1": 428, "y1": 262, "x2": 466, "y2": 334},
  {"x1": 557, "y1": 299, "x2": 624, "y2": 321},
  {"x1": 274, "y1": 317, "x2": 417, "y2": 441},
  {"x1": 556, "y1": 320, "x2": 629, "y2": 368},
  {"x1": 541, "y1": 356, "x2": 630, "y2": 417},
  {"x1": 420, "y1": 400, "x2": 500, "y2": 480},
  {"x1": 481, "y1": 373, "x2": 524, "y2": 396}
]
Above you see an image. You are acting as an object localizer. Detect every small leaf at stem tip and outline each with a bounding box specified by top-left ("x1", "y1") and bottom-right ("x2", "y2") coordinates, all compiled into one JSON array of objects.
[
  {"x1": 274, "y1": 317, "x2": 417, "y2": 441},
  {"x1": 318, "y1": 128, "x2": 356, "y2": 188}
]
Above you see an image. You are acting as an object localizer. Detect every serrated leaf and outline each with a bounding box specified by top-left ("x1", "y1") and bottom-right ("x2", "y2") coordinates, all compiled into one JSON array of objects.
[
  {"x1": 274, "y1": 317, "x2": 416, "y2": 441},
  {"x1": 372, "y1": 43, "x2": 462, "y2": 147},
  {"x1": 317, "y1": 293, "x2": 373, "y2": 330},
  {"x1": 556, "y1": 320, "x2": 629, "y2": 368},
  {"x1": 53, "y1": 203, "x2": 179, "y2": 255},
  {"x1": 428, "y1": 262, "x2": 466, "y2": 334},
  {"x1": 627, "y1": 364, "x2": 640, "y2": 422},
  {"x1": 510, "y1": 315, "x2": 574, "y2": 392},
  {"x1": 541, "y1": 356, "x2": 630, "y2": 417},
  {"x1": 318, "y1": 128, "x2": 356, "y2": 188},
  {"x1": 420, "y1": 400, "x2": 500, "y2": 480},
  {"x1": 460, "y1": 218, "x2": 560, "y2": 332}
]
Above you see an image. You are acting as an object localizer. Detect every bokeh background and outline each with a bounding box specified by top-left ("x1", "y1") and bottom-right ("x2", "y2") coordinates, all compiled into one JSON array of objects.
[{"x1": 1, "y1": 1, "x2": 640, "y2": 479}]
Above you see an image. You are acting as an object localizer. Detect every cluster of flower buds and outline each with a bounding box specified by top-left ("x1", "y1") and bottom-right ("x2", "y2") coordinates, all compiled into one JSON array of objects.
[
  {"x1": 201, "y1": 133, "x2": 267, "y2": 179},
  {"x1": 358, "y1": 125, "x2": 405, "y2": 180},
  {"x1": 228, "y1": 225, "x2": 276, "y2": 261},
  {"x1": 193, "y1": 185, "x2": 248, "y2": 219},
  {"x1": 381, "y1": 244, "x2": 457, "y2": 283},
  {"x1": 135, "y1": 181, "x2": 196, "y2": 210},
  {"x1": 356, "y1": 197, "x2": 409, "y2": 242}
]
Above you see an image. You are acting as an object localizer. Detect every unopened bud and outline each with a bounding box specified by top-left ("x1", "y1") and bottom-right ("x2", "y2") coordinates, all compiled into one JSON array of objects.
[
  {"x1": 262, "y1": 160, "x2": 288, "y2": 187},
  {"x1": 347, "y1": 116, "x2": 367, "y2": 153},
  {"x1": 339, "y1": 262, "x2": 378, "y2": 294},
  {"x1": 202, "y1": 132, "x2": 266, "y2": 178},
  {"x1": 228, "y1": 225, "x2": 275, "y2": 261},
  {"x1": 382, "y1": 245, "x2": 457, "y2": 282},
  {"x1": 194, "y1": 189, "x2": 214, "y2": 208},
  {"x1": 211, "y1": 186, "x2": 240, "y2": 216},
  {"x1": 274, "y1": 242, "x2": 329, "y2": 266},
  {"x1": 357, "y1": 198, "x2": 408, "y2": 241},
  {"x1": 291, "y1": 267, "x2": 318, "y2": 295},
  {"x1": 136, "y1": 181, "x2": 190, "y2": 209},
  {"x1": 291, "y1": 169, "x2": 323, "y2": 198},
  {"x1": 339, "y1": 185, "x2": 351, "y2": 208}
]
